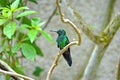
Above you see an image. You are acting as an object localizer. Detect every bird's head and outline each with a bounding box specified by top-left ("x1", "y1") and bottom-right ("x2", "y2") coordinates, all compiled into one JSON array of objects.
[
  {"x1": 56, "y1": 29, "x2": 66, "y2": 35},
  {"x1": 50, "y1": 29, "x2": 66, "y2": 36}
]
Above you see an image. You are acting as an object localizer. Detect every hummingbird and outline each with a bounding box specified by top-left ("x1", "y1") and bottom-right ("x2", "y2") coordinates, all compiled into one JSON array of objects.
[{"x1": 50, "y1": 29, "x2": 72, "y2": 66}]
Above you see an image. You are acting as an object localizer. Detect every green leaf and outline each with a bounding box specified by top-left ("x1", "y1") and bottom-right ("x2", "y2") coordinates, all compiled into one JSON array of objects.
[
  {"x1": 2, "y1": 8, "x2": 12, "y2": 18},
  {"x1": 5, "y1": 75, "x2": 11, "y2": 80},
  {"x1": 28, "y1": 30, "x2": 38, "y2": 43},
  {"x1": 8, "y1": 51, "x2": 15, "y2": 56},
  {"x1": 31, "y1": 18, "x2": 45, "y2": 29},
  {"x1": 39, "y1": 22, "x2": 45, "y2": 27},
  {"x1": 31, "y1": 17, "x2": 40, "y2": 27},
  {"x1": 29, "y1": 0, "x2": 38, "y2": 4},
  {"x1": 21, "y1": 43, "x2": 36, "y2": 61},
  {"x1": 0, "y1": 0, "x2": 7, "y2": 7},
  {"x1": 18, "y1": 24, "x2": 31, "y2": 30},
  {"x1": 88, "y1": 25, "x2": 97, "y2": 30},
  {"x1": 17, "y1": 32, "x2": 25, "y2": 40},
  {"x1": 32, "y1": 43, "x2": 44, "y2": 57},
  {"x1": 17, "y1": 32, "x2": 29, "y2": 42},
  {"x1": 3, "y1": 22, "x2": 16, "y2": 39},
  {"x1": 12, "y1": 43, "x2": 21, "y2": 53},
  {"x1": 16, "y1": 11, "x2": 36, "y2": 18},
  {"x1": 10, "y1": 0, "x2": 20, "y2": 11},
  {"x1": 0, "y1": 16, "x2": 5, "y2": 19},
  {"x1": 39, "y1": 30, "x2": 53, "y2": 42},
  {"x1": 21, "y1": 17, "x2": 31, "y2": 25},
  {"x1": 0, "y1": 55, "x2": 3, "y2": 59},
  {"x1": 33, "y1": 66, "x2": 43, "y2": 76},
  {"x1": 12, "y1": 60, "x2": 25, "y2": 75},
  {"x1": 14, "y1": 6, "x2": 29, "y2": 12},
  {"x1": 0, "y1": 19, "x2": 7, "y2": 25}
]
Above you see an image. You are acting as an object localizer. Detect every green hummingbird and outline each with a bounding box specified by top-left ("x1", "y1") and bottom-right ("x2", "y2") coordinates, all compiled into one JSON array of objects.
[{"x1": 51, "y1": 29, "x2": 72, "y2": 66}]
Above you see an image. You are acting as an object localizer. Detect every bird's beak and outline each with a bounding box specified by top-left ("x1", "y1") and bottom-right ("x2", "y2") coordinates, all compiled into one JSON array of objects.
[{"x1": 50, "y1": 30, "x2": 57, "y2": 32}]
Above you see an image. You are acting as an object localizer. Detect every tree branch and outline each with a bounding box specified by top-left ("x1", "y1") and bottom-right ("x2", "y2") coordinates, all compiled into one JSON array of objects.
[
  {"x1": 56, "y1": 0, "x2": 81, "y2": 45},
  {"x1": 0, "y1": 69, "x2": 34, "y2": 80},
  {"x1": 46, "y1": 41, "x2": 78, "y2": 80},
  {"x1": 81, "y1": 13, "x2": 120, "y2": 80},
  {"x1": 102, "y1": 0, "x2": 116, "y2": 28},
  {"x1": 73, "y1": 10, "x2": 99, "y2": 44},
  {"x1": 46, "y1": 0, "x2": 81, "y2": 80},
  {"x1": 0, "y1": 59, "x2": 34, "y2": 80},
  {"x1": 72, "y1": 1, "x2": 119, "y2": 80}
]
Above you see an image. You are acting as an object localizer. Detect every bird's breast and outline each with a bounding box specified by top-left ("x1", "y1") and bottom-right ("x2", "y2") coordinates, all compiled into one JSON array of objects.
[{"x1": 57, "y1": 36, "x2": 66, "y2": 48}]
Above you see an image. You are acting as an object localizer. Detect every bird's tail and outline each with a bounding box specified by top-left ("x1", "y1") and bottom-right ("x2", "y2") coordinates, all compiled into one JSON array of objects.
[{"x1": 62, "y1": 48, "x2": 72, "y2": 66}]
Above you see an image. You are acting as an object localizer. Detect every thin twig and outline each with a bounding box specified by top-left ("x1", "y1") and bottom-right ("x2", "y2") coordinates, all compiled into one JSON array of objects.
[
  {"x1": 46, "y1": 0, "x2": 81, "y2": 80},
  {"x1": 0, "y1": 69, "x2": 34, "y2": 80},
  {"x1": 56, "y1": 0, "x2": 81, "y2": 45},
  {"x1": 46, "y1": 41, "x2": 78, "y2": 80},
  {"x1": 0, "y1": 60, "x2": 15, "y2": 72},
  {"x1": 0, "y1": 60, "x2": 34, "y2": 80},
  {"x1": 42, "y1": 7, "x2": 57, "y2": 30}
]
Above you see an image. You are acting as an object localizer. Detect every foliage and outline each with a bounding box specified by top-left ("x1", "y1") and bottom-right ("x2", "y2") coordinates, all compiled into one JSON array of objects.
[
  {"x1": 0, "y1": 0, "x2": 52, "y2": 79},
  {"x1": 33, "y1": 66, "x2": 43, "y2": 76}
]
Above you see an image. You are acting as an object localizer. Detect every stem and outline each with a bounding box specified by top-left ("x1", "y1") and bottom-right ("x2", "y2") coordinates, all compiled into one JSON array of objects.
[{"x1": 11, "y1": 12, "x2": 14, "y2": 21}]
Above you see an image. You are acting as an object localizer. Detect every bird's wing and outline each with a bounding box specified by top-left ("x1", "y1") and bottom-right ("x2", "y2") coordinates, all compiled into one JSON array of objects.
[
  {"x1": 66, "y1": 36, "x2": 70, "y2": 52},
  {"x1": 66, "y1": 36, "x2": 70, "y2": 45}
]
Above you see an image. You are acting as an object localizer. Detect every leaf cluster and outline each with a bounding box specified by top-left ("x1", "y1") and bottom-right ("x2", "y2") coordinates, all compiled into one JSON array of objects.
[{"x1": 0, "y1": 0, "x2": 52, "y2": 78}]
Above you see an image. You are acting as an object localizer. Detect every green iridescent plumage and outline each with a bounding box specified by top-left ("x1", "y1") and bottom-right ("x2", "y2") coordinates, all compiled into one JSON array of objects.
[{"x1": 51, "y1": 29, "x2": 72, "y2": 66}]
